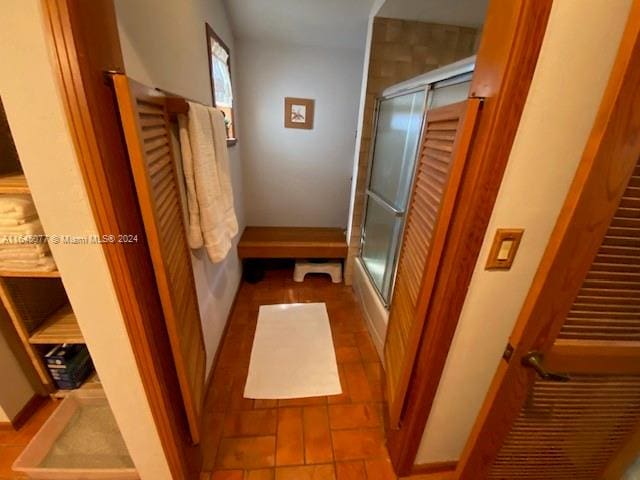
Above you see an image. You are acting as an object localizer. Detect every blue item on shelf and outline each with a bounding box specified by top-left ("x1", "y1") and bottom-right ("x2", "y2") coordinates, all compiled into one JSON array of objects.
[{"x1": 44, "y1": 343, "x2": 93, "y2": 390}]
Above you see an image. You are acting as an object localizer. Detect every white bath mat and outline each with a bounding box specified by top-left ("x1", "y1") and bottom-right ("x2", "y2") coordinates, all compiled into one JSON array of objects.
[{"x1": 244, "y1": 303, "x2": 342, "y2": 399}]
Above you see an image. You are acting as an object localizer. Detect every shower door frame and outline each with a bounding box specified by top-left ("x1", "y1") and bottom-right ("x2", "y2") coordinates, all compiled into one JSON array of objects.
[
  {"x1": 359, "y1": 85, "x2": 430, "y2": 307},
  {"x1": 359, "y1": 70, "x2": 475, "y2": 308}
]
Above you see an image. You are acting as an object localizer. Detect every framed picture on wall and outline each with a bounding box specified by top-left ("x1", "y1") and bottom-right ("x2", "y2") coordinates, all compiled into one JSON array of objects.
[{"x1": 284, "y1": 97, "x2": 314, "y2": 130}]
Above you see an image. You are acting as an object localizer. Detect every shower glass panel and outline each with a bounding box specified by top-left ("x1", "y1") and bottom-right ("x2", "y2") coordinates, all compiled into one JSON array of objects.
[
  {"x1": 361, "y1": 198, "x2": 402, "y2": 299},
  {"x1": 369, "y1": 91, "x2": 426, "y2": 209},
  {"x1": 361, "y1": 89, "x2": 426, "y2": 304}
]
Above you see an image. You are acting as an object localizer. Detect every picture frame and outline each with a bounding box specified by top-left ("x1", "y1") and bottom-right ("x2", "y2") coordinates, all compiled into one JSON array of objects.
[{"x1": 284, "y1": 97, "x2": 315, "y2": 130}]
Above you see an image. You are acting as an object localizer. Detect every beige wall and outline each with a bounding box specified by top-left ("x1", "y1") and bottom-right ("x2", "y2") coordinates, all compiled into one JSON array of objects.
[
  {"x1": 415, "y1": 0, "x2": 633, "y2": 464},
  {"x1": 0, "y1": 2, "x2": 172, "y2": 478},
  {"x1": 345, "y1": 17, "x2": 478, "y2": 283},
  {"x1": 114, "y1": 0, "x2": 245, "y2": 376},
  {"x1": 625, "y1": 459, "x2": 640, "y2": 480},
  {"x1": 0, "y1": 329, "x2": 34, "y2": 422},
  {"x1": 237, "y1": 40, "x2": 363, "y2": 228}
]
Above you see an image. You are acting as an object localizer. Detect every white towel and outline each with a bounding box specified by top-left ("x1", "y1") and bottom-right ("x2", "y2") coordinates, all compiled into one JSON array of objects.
[
  {"x1": 178, "y1": 103, "x2": 238, "y2": 263},
  {"x1": 0, "y1": 244, "x2": 49, "y2": 261},
  {"x1": 0, "y1": 195, "x2": 36, "y2": 220},
  {"x1": 0, "y1": 243, "x2": 49, "y2": 255},
  {"x1": 177, "y1": 115, "x2": 204, "y2": 249},
  {"x1": 209, "y1": 109, "x2": 238, "y2": 238},
  {"x1": 0, "y1": 214, "x2": 37, "y2": 226},
  {"x1": 0, "y1": 255, "x2": 56, "y2": 272},
  {"x1": 0, "y1": 219, "x2": 44, "y2": 237}
]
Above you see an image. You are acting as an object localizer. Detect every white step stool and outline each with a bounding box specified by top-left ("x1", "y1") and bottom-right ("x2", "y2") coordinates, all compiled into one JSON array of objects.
[{"x1": 294, "y1": 261, "x2": 343, "y2": 283}]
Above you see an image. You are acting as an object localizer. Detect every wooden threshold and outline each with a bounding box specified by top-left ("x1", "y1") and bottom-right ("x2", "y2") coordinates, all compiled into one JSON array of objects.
[
  {"x1": 29, "y1": 303, "x2": 83, "y2": 344},
  {"x1": 238, "y1": 226, "x2": 348, "y2": 259},
  {"x1": 411, "y1": 461, "x2": 457, "y2": 478}
]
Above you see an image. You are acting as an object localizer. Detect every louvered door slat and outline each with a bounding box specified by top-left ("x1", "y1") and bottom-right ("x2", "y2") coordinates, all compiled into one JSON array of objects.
[
  {"x1": 113, "y1": 75, "x2": 206, "y2": 444},
  {"x1": 384, "y1": 99, "x2": 481, "y2": 426},
  {"x1": 489, "y1": 157, "x2": 640, "y2": 477},
  {"x1": 489, "y1": 376, "x2": 640, "y2": 480},
  {"x1": 558, "y1": 168, "x2": 640, "y2": 341},
  {"x1": 142, "y1": 127, "x2": 167, "y2": 142}
]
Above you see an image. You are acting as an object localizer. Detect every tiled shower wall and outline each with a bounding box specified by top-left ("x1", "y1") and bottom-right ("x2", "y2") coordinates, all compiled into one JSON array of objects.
[{"x1": 345, "y1": 17, "x2": 479, "y2": 284}]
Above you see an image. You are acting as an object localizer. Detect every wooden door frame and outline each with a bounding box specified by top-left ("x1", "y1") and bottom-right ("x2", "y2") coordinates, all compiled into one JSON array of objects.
[
  {"x1": 455, "y1": 2, "x2": 640, "y2": 477},
  {"x1": 386, "y1": 0, "x2": 554, "y2": 475},
  {"x1": 42, "y1": 1, "x2": 200, "y2": 479}
]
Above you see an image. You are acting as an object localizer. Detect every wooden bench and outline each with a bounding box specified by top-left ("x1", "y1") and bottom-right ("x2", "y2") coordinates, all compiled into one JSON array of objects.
[{"x1": 237, "y1": 227, "x2": 348, "y2": 259}]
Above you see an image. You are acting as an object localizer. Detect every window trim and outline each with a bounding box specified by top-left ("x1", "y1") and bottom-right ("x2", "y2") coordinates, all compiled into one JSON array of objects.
[{"x1": 205, "y1": 23, "x2": 237, "y2": 146}]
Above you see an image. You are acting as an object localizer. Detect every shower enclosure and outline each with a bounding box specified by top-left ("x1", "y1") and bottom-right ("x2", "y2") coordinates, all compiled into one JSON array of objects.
[{"x1": 359, "y1": 57, "x2": 475, "y2": 305}]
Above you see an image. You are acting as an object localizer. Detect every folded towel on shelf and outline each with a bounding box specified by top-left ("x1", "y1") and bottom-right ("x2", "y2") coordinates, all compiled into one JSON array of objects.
[
  {"x1": 0, "y1": 195, "x2": 36, "y2": 220},
  {"x1": 0, "y1": 244, "x2": 50, "y2": 261},
  {"x1": 178, "y1": 102, "x2": 238, "y2": 263},
  {"x1": 0, "y1": 243, "x2": 49, "y2": 254},
  {"x1": 0, "y1": 214, "x2": 37, "y2": 227},
  {"x1": 0, "y1": 255, "x2": 56, "y2": 272},
  {"x1": 0, "y1": 219, "x2": 44, "y2": 238}
]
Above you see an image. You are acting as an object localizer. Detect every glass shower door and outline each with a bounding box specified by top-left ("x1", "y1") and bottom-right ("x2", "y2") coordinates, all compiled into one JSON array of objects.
[{"x1": 361, "y1": 89, "x2": 426, "y2": 304}]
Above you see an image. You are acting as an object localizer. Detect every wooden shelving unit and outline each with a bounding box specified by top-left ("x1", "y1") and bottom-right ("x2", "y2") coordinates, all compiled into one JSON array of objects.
[
  {"x1": 0, "y1": 172, "x2": 29, "y2": 194},
  {"x1": 0, "y1": 277, "x2": 95, "y2": 396},
  {"x1": 0, "y1": 174, "x2": 97, "y2": 396},
  {"x1": 0, "y1": 269, "x2": 61, "y2": 278},
  {"x1": 29, "y1": 304, "x2": 83, "y2": 345}
]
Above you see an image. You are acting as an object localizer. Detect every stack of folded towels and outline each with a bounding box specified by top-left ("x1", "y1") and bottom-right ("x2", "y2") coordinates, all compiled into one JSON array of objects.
[{"x1": 0, "y1": 195, "x2": 56, "y2": 272}]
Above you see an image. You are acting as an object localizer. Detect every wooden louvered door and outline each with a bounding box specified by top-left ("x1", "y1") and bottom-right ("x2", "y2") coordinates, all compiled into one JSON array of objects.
[
  {"x1": 457, "y1": 11, "x2": 640, "y2": 478},
  {"x1": 113, "y1": 75, "x2": 206, "y2": 444},
  {"x1": 384, "y1": 99, "x2": 481, "y2": 426}
]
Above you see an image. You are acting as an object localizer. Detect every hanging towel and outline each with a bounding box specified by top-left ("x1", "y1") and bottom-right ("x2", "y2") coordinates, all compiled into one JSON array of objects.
[
  {"x1": 180, "y1": 102, "x2": 231, "y2": 262},
  {"x1": 177, "y1": 114, "x2": 204, "y2": 249},
  {"x1": 209, "y1": 108, "x2": 238, "y2": 238}
]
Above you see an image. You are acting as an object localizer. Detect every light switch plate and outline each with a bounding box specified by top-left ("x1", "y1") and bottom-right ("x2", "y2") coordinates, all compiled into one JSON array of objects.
[{"x1": 485, "y1": 229, "x2": 524, "y2": 270}]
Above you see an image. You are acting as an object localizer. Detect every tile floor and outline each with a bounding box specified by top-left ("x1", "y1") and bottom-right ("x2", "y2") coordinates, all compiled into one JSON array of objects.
[
  {"x1": 0, "y1": 265, "x2": 431, "y2": 480},
  {"x1": 0, "y1": 400, "x2": 59, "y2": 480},
  {"x1": 201, "y1": 265, "x2": 406, "y2": 480}
]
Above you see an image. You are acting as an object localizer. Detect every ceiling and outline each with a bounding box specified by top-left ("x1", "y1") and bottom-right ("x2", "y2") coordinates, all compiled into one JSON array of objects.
[
  {"x1": 224, "y1": 0, "x2": 376, "y2": 50},
  {"x1": 377, "y1": 0, "x2": 488, "y2": 28}
]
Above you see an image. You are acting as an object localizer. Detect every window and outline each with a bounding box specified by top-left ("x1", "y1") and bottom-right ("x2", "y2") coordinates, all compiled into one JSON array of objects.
[{"x1": 205, "y1": 23, "x2": 236, "y2": 144}]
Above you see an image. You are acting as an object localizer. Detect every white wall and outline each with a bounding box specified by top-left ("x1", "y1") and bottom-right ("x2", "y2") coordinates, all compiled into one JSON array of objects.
[
  {"x1": 115, "y1": 0, "x2": 245, "y2": 376},
  {"x1": 0, "y1": 2, "x2": 172, "y2": 478},
  {"x1": 0, "y1": 331, "x2": 34, "y2": 422},
  {"x1": 237, "y1": 40, "x2": 364, "y2": 227},
  {"x1": 415, "y1": 0, "x2": 633, "y2": 464}
]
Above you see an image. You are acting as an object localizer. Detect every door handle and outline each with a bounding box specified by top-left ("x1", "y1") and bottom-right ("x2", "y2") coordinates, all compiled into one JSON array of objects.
[{"x1": 521, "y1": 351, "x2": 570, "y2": 382}]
